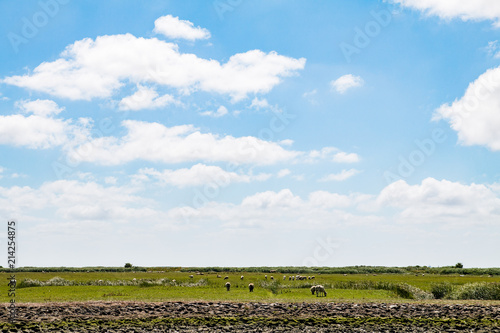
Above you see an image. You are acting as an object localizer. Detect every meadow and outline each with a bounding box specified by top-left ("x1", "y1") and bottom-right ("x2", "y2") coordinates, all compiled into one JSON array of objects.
[{"x1": 2, "y1": 267, "x2": 500, "y2": 304}]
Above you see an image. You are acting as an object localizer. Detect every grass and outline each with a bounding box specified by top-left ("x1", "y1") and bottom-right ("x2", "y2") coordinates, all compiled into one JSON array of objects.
[{"x1": 3, "y1": 270, "x2": 500, "y2": 303}]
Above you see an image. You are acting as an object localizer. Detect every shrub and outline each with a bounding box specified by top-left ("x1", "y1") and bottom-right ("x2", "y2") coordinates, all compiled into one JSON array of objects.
[
  {"x1": 431, "y1": 282, "x2": 453, "y2": 299},
  {"x1": 124, "y1": 263, "x2": 132, "y2": 268},
  {"x1": 450, "y1": 282, "x2": 500, "y2": 300},
  {"x1": 455, "y1": 263, "x2": 464, "y2": 269}
]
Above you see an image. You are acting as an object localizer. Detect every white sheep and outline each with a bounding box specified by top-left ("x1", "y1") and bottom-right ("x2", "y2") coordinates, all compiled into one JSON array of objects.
[
  {"x1": 264, "y1": 275, "x2": 267, "y2": 279},
  {"x1": 283, "y1": 276, "x2": 286, "y2": 280},
  {"x1": 248, "y1": 283, "x2": 254, "y2": 292},
  {"x1": 240, "y1": 275, "x2": 244, "y2": 280},
  {"x1": 315, "y1": 285, "x2": 327, "y2": 297},
  {"x1": 270, "y1": 276, "x2": 274, "y2": 280},
  {"x1": 189, "y1": 275, "x2": 194, "y2": 278},
  {"x1": 224, "y1": 276, "x2": 229, "y2": 280},
  {"x1": 225, "y1": 282, "x2": 231, "y2": 291}
]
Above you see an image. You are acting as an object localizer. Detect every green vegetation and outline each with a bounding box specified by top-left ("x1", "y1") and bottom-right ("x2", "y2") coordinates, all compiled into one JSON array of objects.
[{"x1": 2, "y1": 268, "x2": 500, "y2": 303}]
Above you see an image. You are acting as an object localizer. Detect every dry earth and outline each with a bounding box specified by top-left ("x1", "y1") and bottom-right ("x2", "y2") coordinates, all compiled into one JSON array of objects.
[{"x1": 1, "y1": 301, "x2": 500, "y2": 332}]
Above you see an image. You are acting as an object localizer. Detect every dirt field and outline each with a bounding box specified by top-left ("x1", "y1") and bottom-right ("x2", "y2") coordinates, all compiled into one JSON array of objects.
[{"x1": 1, "y1": 301, "x2": 500, "y2": 332}]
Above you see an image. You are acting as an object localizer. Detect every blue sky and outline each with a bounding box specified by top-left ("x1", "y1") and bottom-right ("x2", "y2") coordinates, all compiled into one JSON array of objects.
[{"x1": 1, "y1": 0, "x2": 500, "y2": 268}]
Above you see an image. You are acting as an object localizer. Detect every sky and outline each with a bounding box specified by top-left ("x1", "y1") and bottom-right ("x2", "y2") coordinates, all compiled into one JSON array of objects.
[{"x1": 1, "y1": 0, "x2": 500, "y2": 268}]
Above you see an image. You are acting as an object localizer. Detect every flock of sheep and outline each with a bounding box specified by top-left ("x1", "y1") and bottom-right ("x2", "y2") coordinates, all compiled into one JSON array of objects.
[{"x1": 196, "y1": 274, "x2": 327, "y2": 296}]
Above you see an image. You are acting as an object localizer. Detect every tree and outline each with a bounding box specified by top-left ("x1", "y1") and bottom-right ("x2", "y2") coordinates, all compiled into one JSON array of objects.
[
  {"x1": 124, "y1": 263, "x2": 132, "y2": 268},
  {"x1": 455, "y1": 262, "x2": 463, "y2": 269}
]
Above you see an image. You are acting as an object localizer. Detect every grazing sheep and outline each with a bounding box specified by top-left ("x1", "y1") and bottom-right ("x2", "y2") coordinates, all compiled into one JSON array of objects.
[
  {"x1": 283, "y1": 276, "x2": 286, "y2": 280},
  {"x1": 311, "y1": 276, "x2": 315, "y2": 280},
  {"x1": 270, "y1": 276, "x2": 274, "y2": 280},
  {"x1": 289, "y1": 276, "x2": 292, "y2": 281},
  {"x1": 310, "y1": 285, "x2": 317, "y2": 295},
  {"x1": 249, "y1": 283, "x2": 254, "y2": 292},
  {"x1": 224, "y1": 276, "x2": 229, "y2": 280},
  {"x1": 265, "y1": 275, "x2": 268, "y2": 279},
  {"x1": 241, "y1": 275, "x2": 244, "y2": 280},
  {"x1": 217, "y1": 275, "x2": 221, "y2": 278},
  {"x1": 189, "y1": 275, "x2": 194, "y2": 278},
  {"x1": 225, "y1": 282, "x2": 231, "y2": 291},
  {"x1": 315, "y1": 285, "x2": 327, "y2": 297}
]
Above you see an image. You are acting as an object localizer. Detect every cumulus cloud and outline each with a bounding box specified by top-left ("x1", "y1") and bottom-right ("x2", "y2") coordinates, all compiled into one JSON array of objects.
[
  {"x1": 377, "y1": 178, "x2": 500, "y2": 224},
  {"x1": 171, "y1": 177, "x2": 500, "y2": 229},
  {"x1": 136, "y1": 164, "x2": 271, "y2": 188},
  {"x1": 392, "y1": 0, "x2": 500, "y2": 28},
  {"x1": 3, "y1": 33, "x2": 305, "y2": 102},
  {"x1": 200, "y1": 105, "x2": 228, "y2": 117},
  {"x1": 319, "y1": 169, "x2": 361, "y2": 182},
  {"x1": 15, "y1": 99, "x2": 64, "y2": 117},
  {"x1": 67, "y1": 120, "x2": 300, "y2": 165},
  {"x1": 0, "y1": 114, "x2": 87, "y2": 149},
  {"x1": 433, "y1": 66, "x2": 500, "y2": 150},
  {"x1": 0, "y1": 180, "x2": 166, "y2": 228},
  {"x1": 153, "y1": 15, "x2": 211, "y2": 41},
  {"x1": 168, "y1": 188, "x2": 379, "y2": 229},
  {"x1": 118, "y1": 85, "x2": 178, "y2": 111},
  {"x1": 331, "y1": 74, "x2": 364, "y2": 94}
]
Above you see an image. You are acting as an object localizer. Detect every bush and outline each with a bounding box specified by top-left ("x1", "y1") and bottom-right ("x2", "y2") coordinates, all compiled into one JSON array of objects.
[
  {"x1": 124, "y1": 263, "x2": 132, "y2": 268},
  {"x1": 450, "y1": 282, "x2": 500, "y2": 300},
  {"x1": 431, "y1": 282, "x2": 453, "y2": 299},
  {"x1": 455, "y1": 263, "x2": 464, "y2": 269}
]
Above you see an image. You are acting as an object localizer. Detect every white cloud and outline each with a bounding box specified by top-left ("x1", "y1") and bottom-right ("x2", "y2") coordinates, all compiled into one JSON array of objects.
[
  {"x1": 137, "y1": 164, "x2": 271, "y2": 188},
  {"x1": 331, "y1": 74, "x2": 364, "y2": 94},
  {"x1": 319, "y1": 169, "x2": 361, "y2": 182},
  {"x1": 250, "y1": 97, "x2": 270, "y2": 109},
  {"x1": 433, "y1": 66, "x2": 500, "y2": 150},
  {"x1": 332, "y1": 151, "x2": 361, "y2": 163},
  {"x1": 0, "y1": 93, "x2": 8, "y2": 101},
  {"x1": 118, "y1": 85, "x2": 177, "y2": 111},
  {"x1": 168, "y1": 188, "x2": 379, "y2": 229},
  {"x1": 153, "y1": 15, "x2": 211, "y2": 41},
  {"x1": 392, "y1": 0, "x2": 500, "y2": 28},
  {"x1": 15, "y1": 99, "x2": 64, "y2": 117},
  {"x1": 67, "y1": 120, "x2": 300, "y2": 165},
  {"x1": 0, "y1": 180, "x2": 166, "y2": 226},
  {"x1": 0, "y1": 114, "x2": 74, "y2": 149},
  {"x1": 277, "y1": 168, "x2": 291, "y2": 178},
  {"x1": 485, "y1": 41, "x2": 500, "y2": 59},
  {"x1": 200, "y1": 105, "x2": 228, "y2": 117},
  {"x1": 377, "y1": 178, "x2": 500, "y2": 224},
  {"x1": 3, "y1": 33, "x2": 305, "y2": 102},
  {"x1": 305, "y1": 147, "x2": 360, "y2": 163},
  {"x1": 104, "y1": 177, "x2": 117, "y2": 185}
]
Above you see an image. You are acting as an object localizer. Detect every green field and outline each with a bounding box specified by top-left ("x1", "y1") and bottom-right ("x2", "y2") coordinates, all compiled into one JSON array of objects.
[{"x1": 3, "y1": 269, "x2": 500, "y2": 303}]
